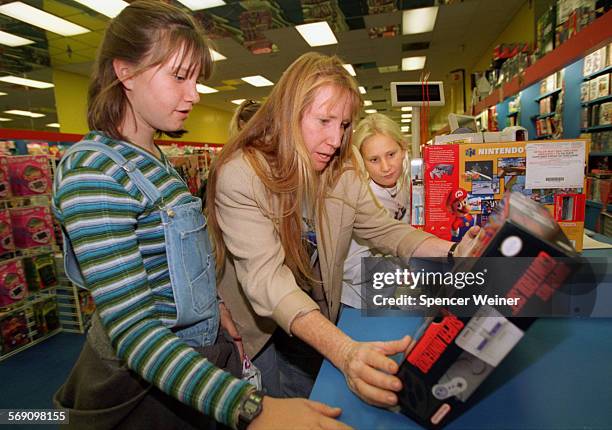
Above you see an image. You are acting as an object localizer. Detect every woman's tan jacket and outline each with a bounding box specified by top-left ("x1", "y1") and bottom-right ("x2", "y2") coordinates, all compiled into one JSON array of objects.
[{"x1": 215, "y1": 152, "x2": 434, "y2": 358}]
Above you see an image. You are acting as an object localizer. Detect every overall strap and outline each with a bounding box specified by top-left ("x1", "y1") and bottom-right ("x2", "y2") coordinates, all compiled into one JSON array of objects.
[{"x1": 54, "y1": 139, "x2": 162, "y2": 205}]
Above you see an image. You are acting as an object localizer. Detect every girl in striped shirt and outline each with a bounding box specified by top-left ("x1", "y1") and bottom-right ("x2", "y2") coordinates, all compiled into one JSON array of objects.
[{"x1": 52, "y1": 2, "x2": 349, "y2": 429}]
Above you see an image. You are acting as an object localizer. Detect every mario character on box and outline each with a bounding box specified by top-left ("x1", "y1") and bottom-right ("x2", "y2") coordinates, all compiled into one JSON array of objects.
[
  {"x1": 10, "y1": 206, "x2": 55, "y2": 249},
  {"x1": 0, "y1": 210, "x2": 14, "y2": 253},
  {"x1": 446, "y1": 188, "x2": 474, "y2": 242},
  {"x1": 0, "y1": 260, "x2": 28, "y2": 307},
  {"x1": 0, "y1": 156, "x2": 12, "y2": 199},
  {"x1": 7, "y1": 155, "x2": 51, "y2": 196}
]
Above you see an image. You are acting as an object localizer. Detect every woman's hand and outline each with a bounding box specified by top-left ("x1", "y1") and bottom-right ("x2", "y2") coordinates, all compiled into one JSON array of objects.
[
  {"x1": 339, "y1": 336, "x2": 411, "y2": 407},
  {"x1": 218, "y1": 302, "x2": 245, "y2": 362},
  {"x1": 249, "y1": 397, "x2": 352, "y2": 430}
]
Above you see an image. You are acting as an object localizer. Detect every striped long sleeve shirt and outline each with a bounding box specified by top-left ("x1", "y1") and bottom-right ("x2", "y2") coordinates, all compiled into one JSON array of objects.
[{"x1": 53, "y1": 131, "x2": 253, "y2": 428}]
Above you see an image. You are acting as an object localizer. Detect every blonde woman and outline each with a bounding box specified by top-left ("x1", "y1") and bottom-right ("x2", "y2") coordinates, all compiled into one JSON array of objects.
[
  {"x1": 342, "y1": 113, "x2": 411, "y2": 308},
  {"x1": 206, "y1": 53, "x2": 479, "y2": 405}
]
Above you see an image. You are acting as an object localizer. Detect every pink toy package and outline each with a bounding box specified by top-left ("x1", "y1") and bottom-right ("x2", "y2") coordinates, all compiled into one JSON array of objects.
[
  {"x1": 0, "y1": 209, "x2": 14, "y2": 254},
  {"x1": 9, "y1": 206, "x2": 56, "y2": 249},
  {"x1": 0, "y1": 260, "x2": 28, "y2": 307},
  {"x1": 0, "y1": 156, "x2": 12, "y2": 199},
  {"x1": 7, "y1": 155, "x2": 51, "y2": 196}
]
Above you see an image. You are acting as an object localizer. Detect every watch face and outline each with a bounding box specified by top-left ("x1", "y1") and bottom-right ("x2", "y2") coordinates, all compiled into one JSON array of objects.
[{"x1": 244, "y1": 400, "x2": 260, "y2": 415}]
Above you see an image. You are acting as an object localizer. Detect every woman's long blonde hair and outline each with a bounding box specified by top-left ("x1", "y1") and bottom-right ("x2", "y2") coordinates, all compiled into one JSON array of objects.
[
  {"x1": 352, "y1": 113, "x2": 411, "y2": 196},
  {"x1": 207, "y1": 52, "x2": 361, "y2": 285}
]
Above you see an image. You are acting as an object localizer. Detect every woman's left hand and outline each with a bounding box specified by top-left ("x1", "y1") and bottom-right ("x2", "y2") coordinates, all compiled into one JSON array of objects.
[
  {"x1": 340, "y1": 336, "x2": 412, "y2": 407},
  {"x1": 219, "y1": 302, "x2": 245, "y2": 362}
]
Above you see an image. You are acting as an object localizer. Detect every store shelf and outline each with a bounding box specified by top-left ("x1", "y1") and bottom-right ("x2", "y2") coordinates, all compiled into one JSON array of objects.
[
  {"x1": 534, "y1": 88, "x2": 562, "y2": 102},
  {"x1": 0, "y1": 328, "x2": 61, "y2": 362},
  {"x1": 475, "y1": 9, "x2": 612, "y2": 115},
  {"x1": 581, "y1": 124, "x2": 612, "y2": 132},
  {"x1": 508, "y1": 111, "x2": 519, "y2": 116},
  {"x1": 590, "y1": 151, "x2": 612, "y2": 156},
  {"x1": 583, "y1": 65, "x2": 612, "y2": 81},
  {"x1": 532, "y1": 112, "x2": 556, "y2": 120},
  {"x1": 535, "y1": 134, "x2": 553, "y2": 139},
  {"x1": 581, "y1": 94, "x2": 612, "y2": 107},
  {"x1": 586, "y1": 200, "x2": 612, "y2": 211}
]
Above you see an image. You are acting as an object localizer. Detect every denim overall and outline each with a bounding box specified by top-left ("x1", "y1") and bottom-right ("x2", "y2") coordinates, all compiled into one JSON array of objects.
[{"x1": 53, "y1": 140, "x2": 219, "y2": 347}]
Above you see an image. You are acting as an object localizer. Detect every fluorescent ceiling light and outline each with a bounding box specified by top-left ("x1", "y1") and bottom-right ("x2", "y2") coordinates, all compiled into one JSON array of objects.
[
  {"x1": 46, "y1": 123, "x2": 60, "y2": 128},
  {"x1": 401, "y1": 118, "x2": 411, "y2": 123},
  {"x1": 365, "y1": 109, "x2": 377, "y2": 114},
  {"x1": 401, "y1": 113, "x2": 413, "y2": 118},
  {"x1": 4, "y1": 109, "x2": 45, "y2": 118},
  {"x1": 196, "y1": 84, "x2": 218, "y2": 94},
  {"x1": 71, "y1": 0, "x2": 128, "y2": 18},
  {"x1": 295, "y1": 21, "x2": 337, "y2": 47},
  {"x1": 401, "y1": 106, "x2": 413, "y2": 112},
  {"x1": 401, "y1": 126, "x2": 410, "y2": 132},
  {"x1": 358, "y1": 86, "x2": 366, "y2": 94},
  {"x1": 210, "y1": 49, "x2": 226, "y2": 61},
  {"x1": 0, "y1": 75, "x2": 54, "y2": 89},
  {"x1": 0, "y1": 118, "x2": 12, "y2": 122},
  {"x1": 176, "y1": 0, "x2": 226, "y2": 11},
  {"x1": 402, "y1": 6, "x2": 438, "y2": 35},
  {"x1": 343, "y1": 64, "x2": 356, "y2": 76},
  {"x1": 402, "y1": 56, "x2": 426, "y2": 71},
  {"x1": 364, "y1": 100, "x2": 373, "y2": 106},
  {"x1": 0, "y1": 92, "x2": 6, "y2": 96},
  {"x1": 0, "y1": 30, "x2": 34, "y2": 47},
  {"x1": 231, "y1": 99, "x2": 246, "y2": 105},
  {"x1": 0, "y1": 2, "x2": 90, "y2": 36},
  {"x1": 241, "y1": 75, "x2": 274, "y2": 87}
]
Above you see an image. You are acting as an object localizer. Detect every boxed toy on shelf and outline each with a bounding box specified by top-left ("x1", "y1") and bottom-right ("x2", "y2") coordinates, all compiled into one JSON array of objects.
[
  {"x1": 0, "y1": 209, "x2": 15, "y2": 254},
  {"x1": 32, "y1": 297, "x2": 60, "y2": 339},
  {"x1": 0, "y1": 156, "x2": 12, "y2": 199},
  {"x1": 6, "y1": 155, "x2": 52, "y2": 196},
  {"x1": 23, "y1": 253, "x2": 58, "y2": 292},
  {"x1": 0, "y1": 310, "x2": 30, "y2": 355},
  {"x1": 0, "y1": 260, "x2": 28, "y2": 307},
  {"x1": 9, "y1": 206, "x2": 56, "y2": 249},
  {"x1": 424, "y1": 140, "x2": 587, "y2": 251}
]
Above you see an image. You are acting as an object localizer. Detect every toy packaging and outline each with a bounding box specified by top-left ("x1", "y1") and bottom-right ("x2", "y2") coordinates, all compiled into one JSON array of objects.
[
  {"x1": 32, "y1": 298, "x2": 60, "y2": 338},
  {"x1": 7, "y1": 155, "x2": 52, "y2": 196},
  {"x1": 10, "y1": 206, "x2": 56, "y2": 249},
  {"x1": 424, "y1": 140, "x2": 587, "y2": 251},
  {"x1": 0, "y1": 209, "x2": 15, "y2": 254},
  {"x1": 0, "y1": 260, "x2": 28, "y2": 307},
  {"x1": 23, "y1": 253, "x2": 58, "y2": 292},
  {"x1": 398, "y1": 192, "x2": 583, "y2": 429},
  {"x1": 0, "y1": 156, "x2": 12, "y2": 199},
  {"x1": 0, "y1": 311, "x2": 30, "y2": 354}
]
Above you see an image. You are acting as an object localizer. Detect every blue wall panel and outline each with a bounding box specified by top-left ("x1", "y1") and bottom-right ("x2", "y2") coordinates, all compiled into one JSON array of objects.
[{"x1": 563, "y1": 58, "x2": 584, "y2": 138}]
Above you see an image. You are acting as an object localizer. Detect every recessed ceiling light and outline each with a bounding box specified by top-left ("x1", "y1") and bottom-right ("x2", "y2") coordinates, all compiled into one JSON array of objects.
[
  {"x1": 210, "y1": 49, "x2": 226, "y2": 61},
  {"x1": 241, "y1": 75, "x2": 274, "y2": 87},
  {"x1": 364, "y1": 100, "x2": 373, "y2": 106},
  {"x1": 176, "y1": 0, "x2": 226, "y2": 10},
  {"x1": 401, "y1": 126, "x2": 410, "y2": 132},
  {"x1": 0, "y1": 118, "x2": 12, "y2": 122},
  {"x1": 0, "y1": 92, "x2": 6, "y2": 96},
  {"x1": 0, "y1": 2, "x2": 90, "y2": 36},
  {"x1": 46, "y1": 123, "x2": 60, "y2": 128},
  {"x1": 365, "y1": 109, "x2": 377, "y2": 114},
  {"x1": 402, "y1": 6, "x2": 438, "y2": 35},
  {"x1": 4, "y1": 109, "x2": 45, "y2": 118},
  {"x1": 343, "y1": 64, "x2": 356, "y2": 77},
  {"x1": 71, "y1": 0, "x2": 128, "y2": 18},
  {"x1": 231, "y1": 99, "x2": 246, "y2": 105},
  {"x1": 401, "y1": 118, "x2": 411, "y2": 123},
  {"x1": 358, "y1": 86, "x2": 366, "y2": 94},
  {"x1": 196, "y1": 84, "x2": 218, "y2": 94},
  {"x1": 0, "y1": 30, "x2": 34, "y2": 47},
  {"x1": 295, "y1": 21, "x2": 337, "y2": 47},
  {"x1": 401, "y1": 113, "x2": 413, "y2": 118},
  {"x1": 0, "y1": 76, "x2": 54, "y2": 89},
  {"x1": 401, "y1": 106, "x2": 413, "y2": 112},
  {"x1": 402, "y1": 56, "x2": 426, "y2": 71}
]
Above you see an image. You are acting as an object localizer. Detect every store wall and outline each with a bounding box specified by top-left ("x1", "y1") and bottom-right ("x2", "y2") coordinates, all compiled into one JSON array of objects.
[{"x1": 52, "y1": 69, "x2": 233, "y2": 144}]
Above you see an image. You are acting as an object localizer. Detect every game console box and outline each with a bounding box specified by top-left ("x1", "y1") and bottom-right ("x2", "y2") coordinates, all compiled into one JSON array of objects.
[
  {"x1": 0, "y1": 209, "x2": 15, "y2": 254},
  {"x1": 424, "y1": 140, "x2": 587, "y2": 251},
  {"x1": 0, "y1": 260, "x2": 28, "y2": 307},
  {"x1": 9, "y1": 206, "x2": 56, "y2": 249},
  {"x1": 7, "y1": 155, "x2": 51, "y2": 196},
  {"x1": 397, "y1": 193, "x2": 583, "y2": 429}
]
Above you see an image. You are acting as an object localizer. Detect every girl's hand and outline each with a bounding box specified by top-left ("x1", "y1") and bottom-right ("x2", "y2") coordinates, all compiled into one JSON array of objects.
[{"x1": 249, "y1": 397, "x2": 352, "y2": 430}]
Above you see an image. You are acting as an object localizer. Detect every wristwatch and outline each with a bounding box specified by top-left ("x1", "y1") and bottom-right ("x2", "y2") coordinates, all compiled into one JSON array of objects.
[
  {"x1": 447, "y1": 242, "x2": 460, "y2": 263},
  {"x1": 237, "y1": 390, "x2": 264, "y2": 430}
]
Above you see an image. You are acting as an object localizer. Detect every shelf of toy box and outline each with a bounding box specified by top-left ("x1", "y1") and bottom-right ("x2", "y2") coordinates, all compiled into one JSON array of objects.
[
  {"x1": 0, "y1": 245, "x2": 59, "y2": 263},
  {"x1": 535, "y1": 88, "x2": 562, "y2": 102},
  {"x1": 55, "y1": 283, "x2": 92, "y2": 334},
  {"x1": 583, "y1": 65, "x2": 612, "y2": 81},
  {"x1": 474, "y1": 10, "x2": 612, "y2": 116},
  {"x1": 586, "y1": 199, "x2": 612, "y2": 211},
  {"x1": 582, "y1": 124, "x2": 612, "y2": 132},
  {"x1": 582, "y1": 95, "x2": 612, "y2": 107},
  {"x1": 531, "y1": 112, "x2": 556, "y2": 120},
  {"x1": 508, "y1": 111, "x2": 520, "y2": 116},
  {"x1": 0, "y1": 327, "x2": 61, "y2": 362},
  {"x1": 0, "y1": 194, "x2": 52, "y2": 210},
  {"x1": 0, "y1": 287, "x2": 57, "y2": 316}
]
